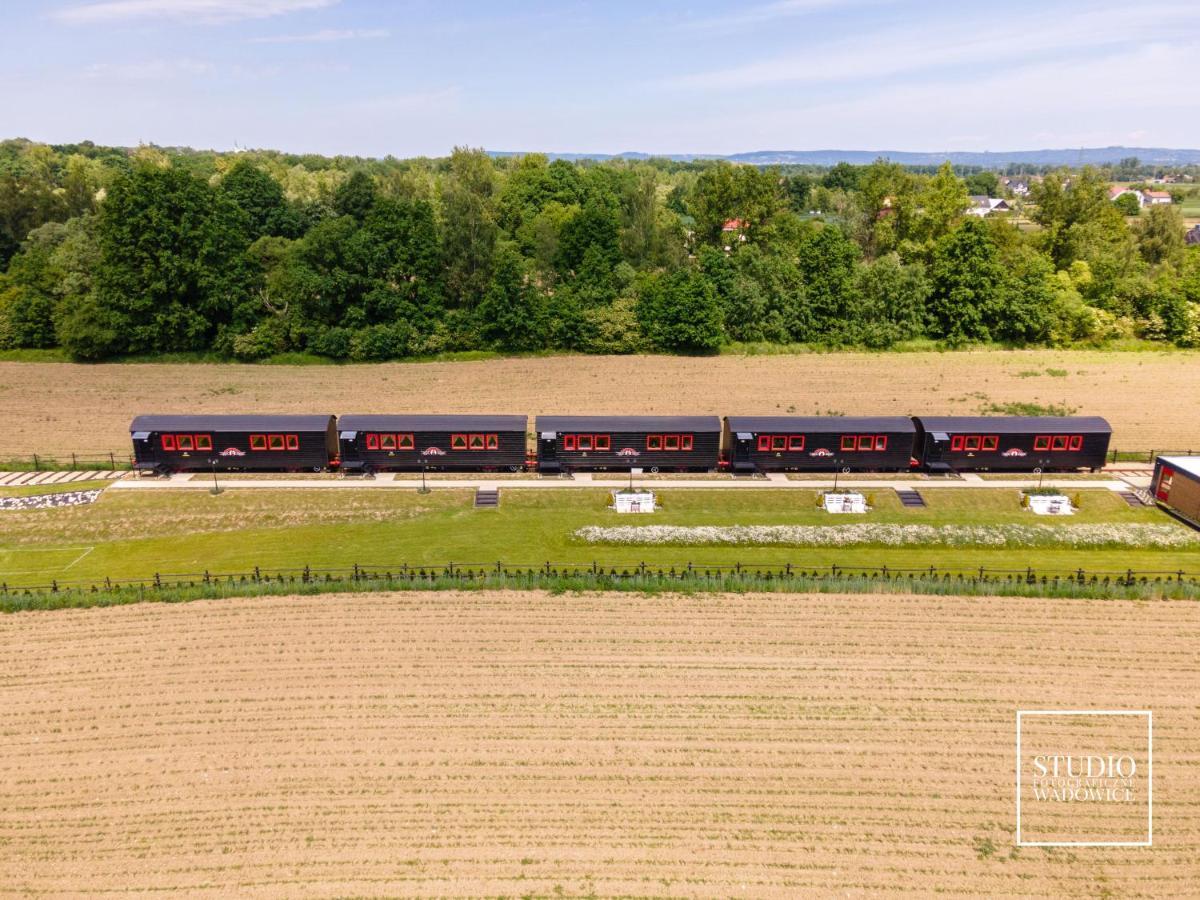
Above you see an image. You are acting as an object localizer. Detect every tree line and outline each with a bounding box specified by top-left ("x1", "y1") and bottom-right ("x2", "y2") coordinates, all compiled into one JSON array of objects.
[{"x1": 0, "y1": 138, "x2": 1197, "y2": 360}]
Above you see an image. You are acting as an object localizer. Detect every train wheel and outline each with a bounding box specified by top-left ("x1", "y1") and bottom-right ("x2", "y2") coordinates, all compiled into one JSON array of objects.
[
  {"x1": 650, "y1": 466, "x2": 660, "y2": 474},
  {"x1": 312, "y1": 466, "x2": 322, "y2": 473},
  {"x1": 841, "y1": 466, "x2": 851, "y2": 474},
  {"x1": 509, "y1": 465, "x2": 521, "y2": 473},
  {"x1": 1032, "y1": 466, "x2": 1043, "y2": 474}
]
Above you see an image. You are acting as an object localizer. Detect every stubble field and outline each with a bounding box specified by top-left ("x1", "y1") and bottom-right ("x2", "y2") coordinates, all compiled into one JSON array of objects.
[
  {"x1": 1, "y1": 349, "x2": 1198, "y2": 454},
  {"x1": 1, "y1": 590, "x2": 1197, "y2": 897}
]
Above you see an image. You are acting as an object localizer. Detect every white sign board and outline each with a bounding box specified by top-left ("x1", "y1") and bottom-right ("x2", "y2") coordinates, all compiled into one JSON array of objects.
[
  {"x1": 612, "y1": 490, "x2": 656, "y2": 513},
  {"x1": 823, "y1": 491, "x2": 869, "y2": 514},
  {"x1": 1027, "y1": 494, "x2": 1075, "y2": 516}
]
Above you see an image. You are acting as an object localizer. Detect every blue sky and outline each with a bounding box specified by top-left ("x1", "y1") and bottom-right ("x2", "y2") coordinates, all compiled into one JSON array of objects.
[{"x1": 2, "y1": 0, "x2": 1198, "y2": 157}]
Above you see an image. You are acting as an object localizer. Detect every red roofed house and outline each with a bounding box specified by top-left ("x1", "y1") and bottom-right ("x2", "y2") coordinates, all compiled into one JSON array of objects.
[{"x1": 1143, "y1": 190, "x2": 1173, "y2": 205}]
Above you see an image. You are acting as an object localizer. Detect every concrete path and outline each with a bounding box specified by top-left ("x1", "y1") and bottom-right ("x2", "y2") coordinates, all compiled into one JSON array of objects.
[{"x1": 108, "y1": 471, "x2": 1140, "y2": 493}]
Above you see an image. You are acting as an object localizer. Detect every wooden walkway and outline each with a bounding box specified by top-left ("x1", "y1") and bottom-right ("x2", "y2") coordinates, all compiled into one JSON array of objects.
[{"x1": 0, "y1": 471, "x2": 125, "y2": 486}]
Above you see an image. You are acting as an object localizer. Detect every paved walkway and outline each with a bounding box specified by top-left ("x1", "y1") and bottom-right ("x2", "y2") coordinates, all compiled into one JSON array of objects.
[
  {"x1": 108, "y1": 471, "x2": 1143, "y2": 493},
  {"x1": 0, "y1": 470, "x2": 125, "y2": 486}
]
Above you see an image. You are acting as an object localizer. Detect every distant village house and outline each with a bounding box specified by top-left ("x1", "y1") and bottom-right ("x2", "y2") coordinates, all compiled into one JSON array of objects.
[{"x1": 966, "y1": 196, "x2": 1010, "y2": 217}]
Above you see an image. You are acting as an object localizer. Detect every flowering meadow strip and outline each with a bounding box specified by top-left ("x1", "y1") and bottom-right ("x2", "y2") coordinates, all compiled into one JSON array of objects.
[{"x1": 573, "y1": 523, "x2": 1200, "y2": 549}]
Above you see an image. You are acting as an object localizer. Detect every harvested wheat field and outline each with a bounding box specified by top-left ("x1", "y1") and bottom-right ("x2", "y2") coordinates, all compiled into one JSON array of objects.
[
  {"x1": 1, "y1": 590, "x2": 1197, "y2": 897},
  {"x1": 2, "y1": 350, "x2": 1199, "y2": 454}
]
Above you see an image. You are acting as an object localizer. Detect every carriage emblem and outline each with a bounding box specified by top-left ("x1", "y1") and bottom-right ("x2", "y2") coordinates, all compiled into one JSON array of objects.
[
  {"x1": 422, "y1": 447, "x2": 446, "y2": 456},
  {"x1": 1002, "y1": 448, "x2": 1028, "y2": 457},
  {"x1": 220, "y1": 447, "x2": 246, "y2": 457},
  {"x1": 616, "y1": 448, "x2": 641, "y2": 457},
  {"x1": 809, "y1": 448, "x2": 834, "y2": 457}
]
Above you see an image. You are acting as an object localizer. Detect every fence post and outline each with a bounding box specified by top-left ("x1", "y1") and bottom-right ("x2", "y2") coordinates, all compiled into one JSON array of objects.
[
  {"x1": 33, "y1": 453, "x2": 39, "y2": 472},
  {"x1": 109, "y1": 452, "x2": 116, "y2": 471},
  {"x1": 254, "y1": 566, "x2": 261, "y2": 582},
  {"x1": 72, "y1": 452, "x2": 77, "y2": 469},
  {"x1": 352, "y1": 563, "x2": 359, "y2": 582},
  {"x1": 154, "y1": 572, "x2": 161, "y2": 588}
]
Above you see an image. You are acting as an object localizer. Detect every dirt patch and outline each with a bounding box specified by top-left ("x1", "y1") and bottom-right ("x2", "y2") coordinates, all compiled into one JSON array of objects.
[
  {"x1": 0, "y1": 350, "x2": 1195, "y2": 455},
  {"x1": 0, "y1": 590, "x2": 1196, "y2": 897}
]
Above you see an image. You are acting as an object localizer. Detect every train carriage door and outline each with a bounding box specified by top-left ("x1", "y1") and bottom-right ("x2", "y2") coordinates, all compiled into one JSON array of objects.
[
  {"x1": 732, "y1": 432, "x2": 756, "y2": 474},
  {"x1": 538, "y1": 431, "x2": 560, "y2": 473},
  {"x1": 1155, "y1": 466, "x2": 1174, "y2": 501},
  {"x1": 925, "y1": 431, "x2": 951, "y2": 471}
]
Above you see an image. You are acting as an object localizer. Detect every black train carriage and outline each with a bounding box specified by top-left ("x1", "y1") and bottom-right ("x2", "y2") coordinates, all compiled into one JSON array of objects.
[
  {"x1": 913, "y1": 416, "x2": 1112, "y2": 472},
  {"x1": 337, "y1": 414, "x2": 528, "y2": 473},
  {"x1": 130, "y1": 414, "x2": 337, "y2": 473},
  {"x1": 724, "y1": 416, "x2": 918, "y2": 473},
  {"x1": 536, "y1": 415, "x2": 721, "y2": 473}
]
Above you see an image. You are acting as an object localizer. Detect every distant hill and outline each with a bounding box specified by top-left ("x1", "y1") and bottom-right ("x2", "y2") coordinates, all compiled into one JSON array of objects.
[{"x1": 489, "y1": 147, "x2": 1200, "y2": 167}]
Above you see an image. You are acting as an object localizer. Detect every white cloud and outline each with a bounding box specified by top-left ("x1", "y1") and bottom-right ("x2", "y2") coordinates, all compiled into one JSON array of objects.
[
  {"x1": 347, "y1": 87, "x2": 462, "y2": 116},
  {"x1": 84, "y1": 58, "x2": 214, "y2": 79},
  {"x1": 701, "y1": 41, "x2": 1199, "y2": 152},
  {"x1": 248, "y1": 27, "x2": 387, "y2": 43},
  {"x1": 668, "y1": 1, "x2": 1200, "y2": 90},
  {"x1": 681, "y1": 0, "x2": 888, "y2": 32},
  {"x1": 53, "y1": 0, "x2": 338, "y2": 26}
]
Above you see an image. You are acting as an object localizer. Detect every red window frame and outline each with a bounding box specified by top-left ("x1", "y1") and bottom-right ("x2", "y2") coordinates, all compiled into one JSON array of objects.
[
  {"x1": 594, "y1": 435, "x2": 610, "y2": 451},
  {"x1": 451, "y1": 433, "x2": 468, "y2": 450},
  {"x1": 1068, "y1": 435, "x2": 1082, "y2": 451},
  {"x1": 195, "y1": 434, "x2": 212, "y2": 451},
  {"x1": 788, "y1": 435, "x2": 805, "y2": 451},
  {"x1": 964, "y1": 435, "x2": 981, "y2": 452},
  {"x1": 161, "y1": 434, "x2": 177, "y2": 451},
  {"x1": 1051, "y1": 435, "x2": 1069, "y2": 451},
  {"x1": 486, "y1": 434, "x2": 499, "y2": 450},
  {"x1": 771, "y1": 435, "x2": 787, "y2": 452},
  {"x1": 874, "y1": 435, "x2": 888, "y2": 451},
  {"x1": 840, "y1": 435, "x2": 856, "y2": 452},
  {"x1": 366, "y1": 433, "x2": 380, "y2": 451},
  {"x1": 951, "y1": 435, "x2": 965, "y2": 451},
  {"x1": 681, "y1": 434, "x2": 693, "y2": 451},
  {"x1": 663, "y1": 434, "x2": 680, "y2": 451},
  {"x1": 398, "y1": 433, "x2": 414, "y2": 450},
  {"x1": 468, "y1": 433, "x2": 485, "y2": 450},
  {"x1": 578, "y1": 435, "x2": 593, "y2": 451},
  {"x1": 856, "y1": 435, "x2": 873, "y2": 451},
  {"x1": 175, "y1": 434, "x2": 194, "y2": 451},
  {"x1": 268, "y1": 434, "x2": 286, "y2": 451},
  {"x1": 757, "y1": 435, "x2": 771, "y2": 451},
  {"x1": 250, "y1": 434, "x2": 267, "y2": 451},
  {"x1": 981, "y1": 435, "x2": 998, "y2": 452},
  {"x1": 646, "y1": 435, "x2": 663, "y2": 451},
  {"x1": 380, "y1": 433, "x2": 397, "y2": 451},
  {"x1": 286, "y1": 434, "x2": 300, "y2": 451},
  {"x1": 564, "y1": 434, "x2": 577, "y2": 451},
  {"x1": 1034, "y1": 435, "x2": 1051, "y2": 451}
]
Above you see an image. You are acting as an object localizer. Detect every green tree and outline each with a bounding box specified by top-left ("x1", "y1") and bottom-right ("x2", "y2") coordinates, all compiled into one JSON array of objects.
[
  {"x1": 927, "y1": 218, "x2": 1005, "y2": 343},
  {"x1": 476, "y1": 244, "x2": 546, "y2": 350},
  {"x1": 1134, "y1": 204, "x2": 1185, "y2": 266},
  {"x1": 221, "y1": 160, "x2": 299, "y2": 239},
  {"x1": 440, "y1": 148, "x2": 498, "y2": 304},
  {"x1": 61, "y1": 164, "x2": 252, "y2": 359},
  {"x1": 332, "y1": 171, "x2": 377, "y2": 222},
  {"x1": 637, "y1": 269, "x2": 724, "y2": 352},
  {"x1": 852, "y1": 254, "x2": 929, "y2": 348},
  {"x1": 1112, "y1": 192, "x2": 1141, "y2": 217}
]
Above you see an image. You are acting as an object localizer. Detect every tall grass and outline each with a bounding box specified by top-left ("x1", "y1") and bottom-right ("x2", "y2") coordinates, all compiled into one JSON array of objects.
[{"x1": 4, "y1": 567, "x2": 1198, "y2": 613}]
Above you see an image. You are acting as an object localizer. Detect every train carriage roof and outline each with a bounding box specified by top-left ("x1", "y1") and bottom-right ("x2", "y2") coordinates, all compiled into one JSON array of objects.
[
  {"x1": 726, "y1": 416, "x2": 916, "y2": 433},
  {"x1": 535, "y1": 415, "x2": 721, "y2": 432},
  {"x1": 338, "y1": 414, "x2": 527, "y2": 432},
  {"x1": 130, "y1": 414, "x2": 335, "y2": 433},
  {"x1": 913, "y1": 415, "x2": 1112, "y2": 434}
]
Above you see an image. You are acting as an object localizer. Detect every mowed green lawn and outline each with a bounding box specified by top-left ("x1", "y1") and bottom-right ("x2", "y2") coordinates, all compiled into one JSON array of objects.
[{"x1": 0, "y1": 487, "x2": 1197, "y2": 588}]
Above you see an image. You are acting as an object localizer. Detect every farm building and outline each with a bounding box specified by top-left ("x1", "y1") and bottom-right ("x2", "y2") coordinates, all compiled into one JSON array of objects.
[
  {"x1": 535, "y1": 415, "x2": 721, "y2": 473},
  {"x1": 1151, "y1": 456, "x2": 1200, "y2": 526},
  {"x1": 130, "y1": 414, "x2": 337, "y2": 473},
  {"x1": 723, "y1": 416, "x2": 917, "y2": 473},
  {"x1": 337, "y1": 414, "x2": 528, "y2": 473},
  {"x1": 912, "y1": 416, "x2": 1112, "y2": 472}
]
